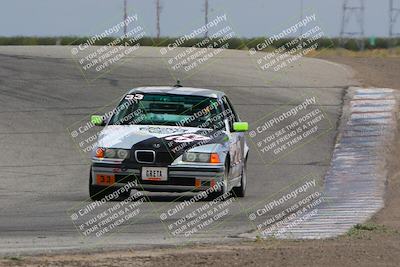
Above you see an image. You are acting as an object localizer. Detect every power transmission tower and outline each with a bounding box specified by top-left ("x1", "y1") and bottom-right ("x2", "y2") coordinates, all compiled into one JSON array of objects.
[
  {"x1": 123, "y1": 0, "x2": 127, "y2": 36},
  {"x1": 156, "y1": 0, "x2": 162, "y2": 39},
  {"x1": 204, "y1": 0, "x2": 209, "y2": 38},
  {"x1": 390, "y1": 0, "x2": 400, "y2": 47},
  {"x1": 340, "y1": 0, "x2": 365, "y2": 50}
]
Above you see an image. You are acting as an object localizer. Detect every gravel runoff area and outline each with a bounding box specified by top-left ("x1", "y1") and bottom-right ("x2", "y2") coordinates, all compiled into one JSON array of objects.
[{"x1": 1, "y1": 55, "x2": 400, "y2": 267}]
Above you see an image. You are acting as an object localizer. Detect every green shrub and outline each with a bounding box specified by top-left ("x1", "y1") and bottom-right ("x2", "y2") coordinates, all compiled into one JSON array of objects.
[{"x1": 0, "y1": 36, "x2": 399, "y2": 51}]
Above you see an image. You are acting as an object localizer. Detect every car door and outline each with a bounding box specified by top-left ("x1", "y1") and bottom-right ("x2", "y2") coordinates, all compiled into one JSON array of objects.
[{"x1": 221, "y1": 96, "x2": 244, "y2": 181}]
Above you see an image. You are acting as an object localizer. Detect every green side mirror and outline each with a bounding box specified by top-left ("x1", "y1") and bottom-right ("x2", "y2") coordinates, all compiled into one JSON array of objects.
[
  {"x1": 91, "y1": 115, "x2": 104, "y2": 126},
  {"x1": 233, "y1": 122, "x2": 249, "y2": 132}
]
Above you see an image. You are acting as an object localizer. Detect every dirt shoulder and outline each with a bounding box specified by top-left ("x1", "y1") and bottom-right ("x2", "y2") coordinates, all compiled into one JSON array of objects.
[
  {"x1": 1, "y1": 232, "x2": 399, "y2": 267},
  {"x1": 317, "y1": 55, "x2": 400, "y2": 90},
  {"x1": 1, "y1": 55, "x2": 400, "y2": 267}
]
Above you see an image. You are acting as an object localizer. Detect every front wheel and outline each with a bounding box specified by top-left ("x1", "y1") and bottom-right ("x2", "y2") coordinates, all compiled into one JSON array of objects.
[{"x1": 232, "y1": 158, "x2": 247, "y2": 197}]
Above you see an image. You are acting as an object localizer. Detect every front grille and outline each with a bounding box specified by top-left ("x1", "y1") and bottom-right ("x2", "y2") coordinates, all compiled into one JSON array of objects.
[
  {"x1": 135, "y1": 150, "x2": 155, "y2": 163},
  {"x1": 156, "y1": 151, "x2": 174, "y2": 164},
  {"x1": 115, "y1": 175, "x2": 195, "y2": 186},
  {"x1": 141, "y1": 177, "x2": 196, "y2": 186}
]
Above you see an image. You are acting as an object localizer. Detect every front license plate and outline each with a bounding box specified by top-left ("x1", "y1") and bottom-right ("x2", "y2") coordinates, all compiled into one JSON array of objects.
[
  {"x1": 141, "y1": 167, "x2": 168, "y2": 181},
  {"x1": 96, "y1": 174, "x2": 115, "y2": 185}
]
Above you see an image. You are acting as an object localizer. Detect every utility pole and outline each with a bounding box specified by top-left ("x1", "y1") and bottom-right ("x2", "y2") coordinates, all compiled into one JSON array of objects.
[
  {"x1": 340, "y1": 0, "x2": 365, "y2": 50},
  {"x1": 156, "y1": 0, "x2": 162, "y2": 39},
  {"x1": 204, "y1": 0, "x2": 209, "y2": 38},
  {"x1": 389, "y1": 0, "x2": 400, "y2": 46},
  {"x1": 123, "y1": 0, "x2": 127, "y2": 36},
  {"x1": 299, "y1": 0, "x2": 304, "y2": 37}
]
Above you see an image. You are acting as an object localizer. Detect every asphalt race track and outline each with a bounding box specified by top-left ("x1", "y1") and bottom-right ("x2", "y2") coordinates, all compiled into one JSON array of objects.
[{"x1": 0, "y1": 46, "x2": 356, "y2": 254}]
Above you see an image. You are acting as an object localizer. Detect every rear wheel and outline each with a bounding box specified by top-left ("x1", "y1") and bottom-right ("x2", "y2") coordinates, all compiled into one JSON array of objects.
[
  {"x1": 232, "y1": 157, "x2": 247, "y2": 197},
  {"x1": 89, "y1": 169, "x2": 130, "y2": 201}
]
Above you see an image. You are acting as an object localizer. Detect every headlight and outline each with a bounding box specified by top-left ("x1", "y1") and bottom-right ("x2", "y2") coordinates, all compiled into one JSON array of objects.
[
  {"x1": 184, "y1": 152, "x2": 198, "y2": 162},
  {"x1": 97, "y1": 148, "x2": 130, "y2": 159},
  {"x1": 182, "y1": 152, "x2": 220, "y2": 163},
  {"x1": 105, "y1": 148, "x2": 116, "y2": 158},
  {"x1": 198, "y1": 153, "x2": 210, "y2": 162},
  {"x1": 117, "y1": 149, "x2": 129, "y2": 159}
]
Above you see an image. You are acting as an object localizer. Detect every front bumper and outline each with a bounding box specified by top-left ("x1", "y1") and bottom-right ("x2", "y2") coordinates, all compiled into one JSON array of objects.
[{"x1": 91, "y1": 161, "x2": 225, "y2": 192}]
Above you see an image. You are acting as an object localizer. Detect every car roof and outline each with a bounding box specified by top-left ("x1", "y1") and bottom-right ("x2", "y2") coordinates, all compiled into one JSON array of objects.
[{"x1": 126, "y1": 86, "x2": 225, "y2": 99}]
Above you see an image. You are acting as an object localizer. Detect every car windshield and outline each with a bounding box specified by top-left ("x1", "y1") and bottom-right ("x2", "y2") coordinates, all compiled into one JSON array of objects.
[{"x1": 108, "y1": 93, "x2": 225, "y2": 129}]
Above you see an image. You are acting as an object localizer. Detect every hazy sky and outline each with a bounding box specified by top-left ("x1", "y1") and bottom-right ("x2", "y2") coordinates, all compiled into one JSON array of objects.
[{"x1": 0, "y1": 0, "x2": 395, "y2": 37}]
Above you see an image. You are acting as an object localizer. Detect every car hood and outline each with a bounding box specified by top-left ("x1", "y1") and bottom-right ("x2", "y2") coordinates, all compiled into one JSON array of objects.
[{"x1": 97, "y1": 125, "x2": 227, "y2": 152}]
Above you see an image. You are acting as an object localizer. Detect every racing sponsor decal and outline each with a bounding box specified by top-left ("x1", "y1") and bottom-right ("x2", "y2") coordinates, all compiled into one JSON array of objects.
[
  {"x1": 165, "y1": 133, "x2": 211, "y2": 143},
  {"x1": 138, "y1": 126, "x2": 188, "y2": 135}
]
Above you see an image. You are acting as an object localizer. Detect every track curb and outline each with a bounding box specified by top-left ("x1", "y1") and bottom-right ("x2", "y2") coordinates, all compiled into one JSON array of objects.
[{"x1": 241, "y1": 87, "x2": 398, "y2": 239}]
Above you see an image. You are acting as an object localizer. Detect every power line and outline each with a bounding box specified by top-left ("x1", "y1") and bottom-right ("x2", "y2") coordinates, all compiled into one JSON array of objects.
[{"x1": 340, "y1": 0, "x2": 365, "y2": 50}]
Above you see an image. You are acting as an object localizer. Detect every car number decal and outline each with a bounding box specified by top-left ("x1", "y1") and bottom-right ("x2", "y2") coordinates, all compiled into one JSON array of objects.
[{"x1": 125, "y1": 94, "x2": 144, "y2": 100}]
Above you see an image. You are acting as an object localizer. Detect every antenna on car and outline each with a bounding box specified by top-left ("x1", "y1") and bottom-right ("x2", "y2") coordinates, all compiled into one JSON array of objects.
[{"x1": 174, "y1": 80, "x2": 182, "y2": 87}]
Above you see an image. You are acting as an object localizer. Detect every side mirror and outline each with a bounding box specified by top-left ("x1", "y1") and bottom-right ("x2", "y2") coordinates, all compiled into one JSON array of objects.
[
  {"x1": 233, "y1": 122, "x2": 249, "y2": 132},
  {"x1": 91, "y1": 115, "x2": 105, "y2": 126}
]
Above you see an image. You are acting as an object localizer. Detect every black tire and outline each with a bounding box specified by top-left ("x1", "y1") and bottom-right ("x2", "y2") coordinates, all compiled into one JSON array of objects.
[
  {"x1": 232, "y1": 158, "x2": 247, "y2": 197},
  {"x1": 89, "y1": 170, "x2": 130, "y2": 201}
]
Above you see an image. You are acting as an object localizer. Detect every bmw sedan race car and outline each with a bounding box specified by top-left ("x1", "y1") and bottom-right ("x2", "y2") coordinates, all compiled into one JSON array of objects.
[{"x1": 89, "y1": 85, "x2": 249, "y2": 201}]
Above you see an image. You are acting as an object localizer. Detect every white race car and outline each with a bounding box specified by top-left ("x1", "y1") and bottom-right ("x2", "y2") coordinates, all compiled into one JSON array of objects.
[{"x1": 89, "y1": 85, "x2": 249, "y2": 201}]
